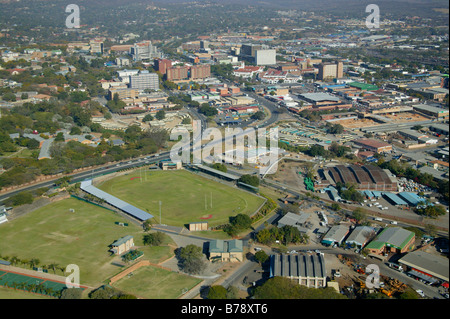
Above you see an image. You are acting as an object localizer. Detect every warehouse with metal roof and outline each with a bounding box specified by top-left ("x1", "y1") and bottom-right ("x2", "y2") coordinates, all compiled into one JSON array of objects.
[
  {"x1": 366, "y1": 227, "x2": 415, "y2": 256},
  {"x1": 382, "y1": 192, "x2": 409, "y2": 206},
  {"x1": 269, "y1": 253, "x2": 327, "y2": 288},
  {"x1": 321, "y1": 224, "x2": 349, "y2": 246},
  {"x1": 398, "y1": 250, "x2": 449, "y2": 284},
  {"x1": 80, "y1": 179, "x2": 153, "y2": 221},
  {"x1": 397, "y1": 192, "x2": 427, "y2": 206},
  {"x1": 345, "y1": 226, "x2": 376, "y2": 249}
]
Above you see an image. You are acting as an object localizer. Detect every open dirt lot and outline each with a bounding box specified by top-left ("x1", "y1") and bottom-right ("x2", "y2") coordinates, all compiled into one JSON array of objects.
[{"x1": 383, "y1": 112, "x2": 429, "y2": 123}]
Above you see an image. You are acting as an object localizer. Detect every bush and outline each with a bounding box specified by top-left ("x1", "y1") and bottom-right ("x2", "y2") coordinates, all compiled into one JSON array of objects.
[
  {"x1": 5, "y1": 191, "x2": 34, "y2": 207},
  {"x1": 60, "y1": 288, "x2": 83, "y2": 299}
]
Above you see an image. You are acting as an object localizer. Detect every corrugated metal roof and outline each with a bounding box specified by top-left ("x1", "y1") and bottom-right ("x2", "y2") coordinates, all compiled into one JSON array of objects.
[
  {"x1": 367, "y1": 227, "x2": 415, "y2": 250},
  {"x1": 270, "y1": 253, "x2": 326, "y2": 279},
  {"x1": 382, "y1": 192, "x2": 408, "y2": 206},
  {"x1": 399, "y1": 250, "x2": 449, "y2": 282},
  {"x1": 80, "y1": 180, "x2": 153, "y2": 221}
]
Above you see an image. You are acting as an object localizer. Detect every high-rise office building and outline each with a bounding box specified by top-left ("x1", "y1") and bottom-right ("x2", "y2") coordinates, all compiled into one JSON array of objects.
[
  {"x1": 129, "y1": 71, "x2": 160, "y2": 91},
  {"x1": 131, "y1": 40, "x2": 161, "y2": 61},
  {"x1": 239, "y1": 44, "x2": 275, "y2": 65},
  {"x1": 318, "y1": 61, "x2": 343, "y2": 80},
  {"x1": 255, "y1": 50, "x2": 276, "y2": 66},
  {"x1": 90, "y1": 39, "x2": 104, "y2": 54}
]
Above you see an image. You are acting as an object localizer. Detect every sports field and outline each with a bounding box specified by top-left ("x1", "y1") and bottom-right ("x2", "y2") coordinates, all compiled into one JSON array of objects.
[
  {"x1": 96, "y1": 169, "x2": 265, "y2": 228},
  {"x1": 0, "y1": 197, "x2": 175, "y2": 287},
  {"x1": 111, "y1": 265, "x2": 201, "y2": 299}
]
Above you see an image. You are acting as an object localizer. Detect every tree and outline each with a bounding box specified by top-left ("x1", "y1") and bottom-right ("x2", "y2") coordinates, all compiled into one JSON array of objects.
[
  {"x1": 212, "y1": 163, "x2": 227, "y2": 173},
  {"x1": 143, "y1": 232, "x2": 165, "y2": 246},
  {"x1": 60, "y1": 288, "x2": 83, "y2": 299},
  {"x1": 198, "y1": 104, "x2": 218, "y2": 116},
  {"x1": 207, "y1": 285, "x2": 228, "y2": 299},
  {"x1": 252, "y1": 277, "x2": 346, "y2": 299},
  {"x1": 55, "y1": 132, "x2": 65, "y2": 142},
  {"x1": 143, "y1": 219, "x2": 152, "y2": 232},
  {"x1": 251, "y1": 111, "x2": 265, "y2": 120},
  {"x1": 142, "y1": 114, "x2": 154, "y2": 122},
  {"x1": 177, "y1": 244, "x2": 206, "y2": 275},
  {"x1": 352, "y1": 208, "x2": 367, "y2": 223},
  {"x1": 254, "y1": 250, "x2": 269, "y2": 265},
  {"x1": 155, "y1": 110, "x2": 166, "y2": 120},
  {"x1": 256, "y1": 228, "x2": 272, "y2": 245},
  {"x1": 238, "y1": 174, "x2": 259, "y2": 187},
  {"x1": 2, "y1": 92, "x2": 16, "y2": 101},
  {"x1": 230, "y1": 213, "x2": 252, "y2": 230},
  {"x1": 5, "y1": 191, "x2": 33, "y2": 207}
]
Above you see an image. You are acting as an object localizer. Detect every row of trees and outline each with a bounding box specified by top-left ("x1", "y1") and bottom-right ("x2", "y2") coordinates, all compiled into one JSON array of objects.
[{"x1": 0, "y1": 254, "x2": 65, "y2": 274}]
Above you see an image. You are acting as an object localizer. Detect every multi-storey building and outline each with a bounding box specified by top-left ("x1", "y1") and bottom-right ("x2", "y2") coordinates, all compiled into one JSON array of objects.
[
  {"x1": 318, "y1": 61, "x2": 343, "y2": 80},
  {"x1": 129, "y1": 71, "x2": 159, "y2": 91},
  {"x1": 130, "y1": 40, "x2": 161, "y2": 61},
  {"x1": 154, "y1": 58, "x2": 173, "y2": 75},
  {"x1": 190, "y1": 64, "x2": 211, "y2": 80},
  {"x1": 166, "y1": 65, "x2": 189, "y2": 81}
]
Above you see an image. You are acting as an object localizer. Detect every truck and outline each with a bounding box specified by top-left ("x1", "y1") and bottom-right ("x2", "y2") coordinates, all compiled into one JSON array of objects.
[
  {"x1": 387, "y1": 262, "x2": 404, "y2": 272},
  {"x1": 374, "y1": 217, "x2": 383, "y2": 222}
]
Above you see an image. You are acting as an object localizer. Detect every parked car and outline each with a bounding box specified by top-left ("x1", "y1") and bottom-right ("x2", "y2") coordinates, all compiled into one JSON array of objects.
[{"x1": 416, "y1": 289, "x2": 425, "y2": 298}]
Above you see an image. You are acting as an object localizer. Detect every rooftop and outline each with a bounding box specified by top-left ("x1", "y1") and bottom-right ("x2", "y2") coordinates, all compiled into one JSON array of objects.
[
  {"x1": 398, "y1": 250, "x2": 449, "y2": 282},
  {"x1": 366, "y1": 227, "x2": 415, "y2": 250}
]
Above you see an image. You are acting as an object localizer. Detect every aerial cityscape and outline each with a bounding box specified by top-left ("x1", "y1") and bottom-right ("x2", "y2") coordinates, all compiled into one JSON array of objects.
[{"x1": 0, "y1": 0, "x2": 448, "y2": 305}]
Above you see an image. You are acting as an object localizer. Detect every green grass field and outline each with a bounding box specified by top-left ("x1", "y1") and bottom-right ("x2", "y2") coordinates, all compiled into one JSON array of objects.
[
  {"x1": 111, "y1": 265, "x2": 201, "y2": 299},
  {"x1": 97, "y1": 170, "x2": 265, "y2": 228},
  {"x1": 0, "y1": 197, "x2": 175, "y2": 287}
]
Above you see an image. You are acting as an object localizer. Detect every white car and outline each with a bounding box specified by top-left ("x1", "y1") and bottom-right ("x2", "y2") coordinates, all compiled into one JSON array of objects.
[{"x1": 416, "y1": 289, "x2": 425, "y2": 298}]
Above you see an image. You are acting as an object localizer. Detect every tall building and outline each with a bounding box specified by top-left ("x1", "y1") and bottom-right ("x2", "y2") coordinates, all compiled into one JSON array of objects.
[
  {"x1": 130, "y1": 40, "x2": 161, "y2": 61},
  {"x1": 129, "y1": 71, "x2": 160, "y2": 91},
  {"x1": 166, "y1": 66, "x2": 189, "y2": 81},
  {"x1": 239, "y1": 44, "x2": 275, "y2": 66},
  {"x1": 255, "y1": 49, "x2": 276, "y2": 66},
  {"x1": 190, "y1": 64, "x2": 211, "y2": 80},
  {"x1": 90, "y1": 39, "x2": 104, "y2": 55},
  {"x1": 318, "y1": 61, "x2": 343, "y2": 80},
  {"x1": 154, "y1": 58, "x2": 173, "y2": 75}
]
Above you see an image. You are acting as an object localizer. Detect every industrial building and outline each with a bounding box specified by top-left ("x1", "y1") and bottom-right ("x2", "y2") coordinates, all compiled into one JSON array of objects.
[
  {"x1": 353, "y1": 138, "x2": 393, "y2": 153},
  {"x1": 319, "y1": 164, "x2": 398, "y2": 191},
  {"x1": 398, "y1": 250, "x2": 449, "y2": 285},
  {"x1": 277, "y1": 212, "x2": 310, "y2": 233},
  {"x1": 413, "y1": 104, "x2": 449, "y2": 120},
  {"x1": 269, "y1": 253, "x2": 327, "y2": 288},
  {"x1": 321, "y1": 224, "x2": 350, "y2": 246},
  {"x1": 345, "y1": 226, "x2": 376, "y2": 249},
  {"x1": 365, "y1": 227, "x2": 415, "y2": 256}
]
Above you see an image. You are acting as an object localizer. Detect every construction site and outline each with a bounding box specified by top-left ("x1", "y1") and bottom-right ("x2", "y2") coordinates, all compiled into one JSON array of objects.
[{"x1": 332, "y1": 254, "x2": 411, "y2": 299}]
